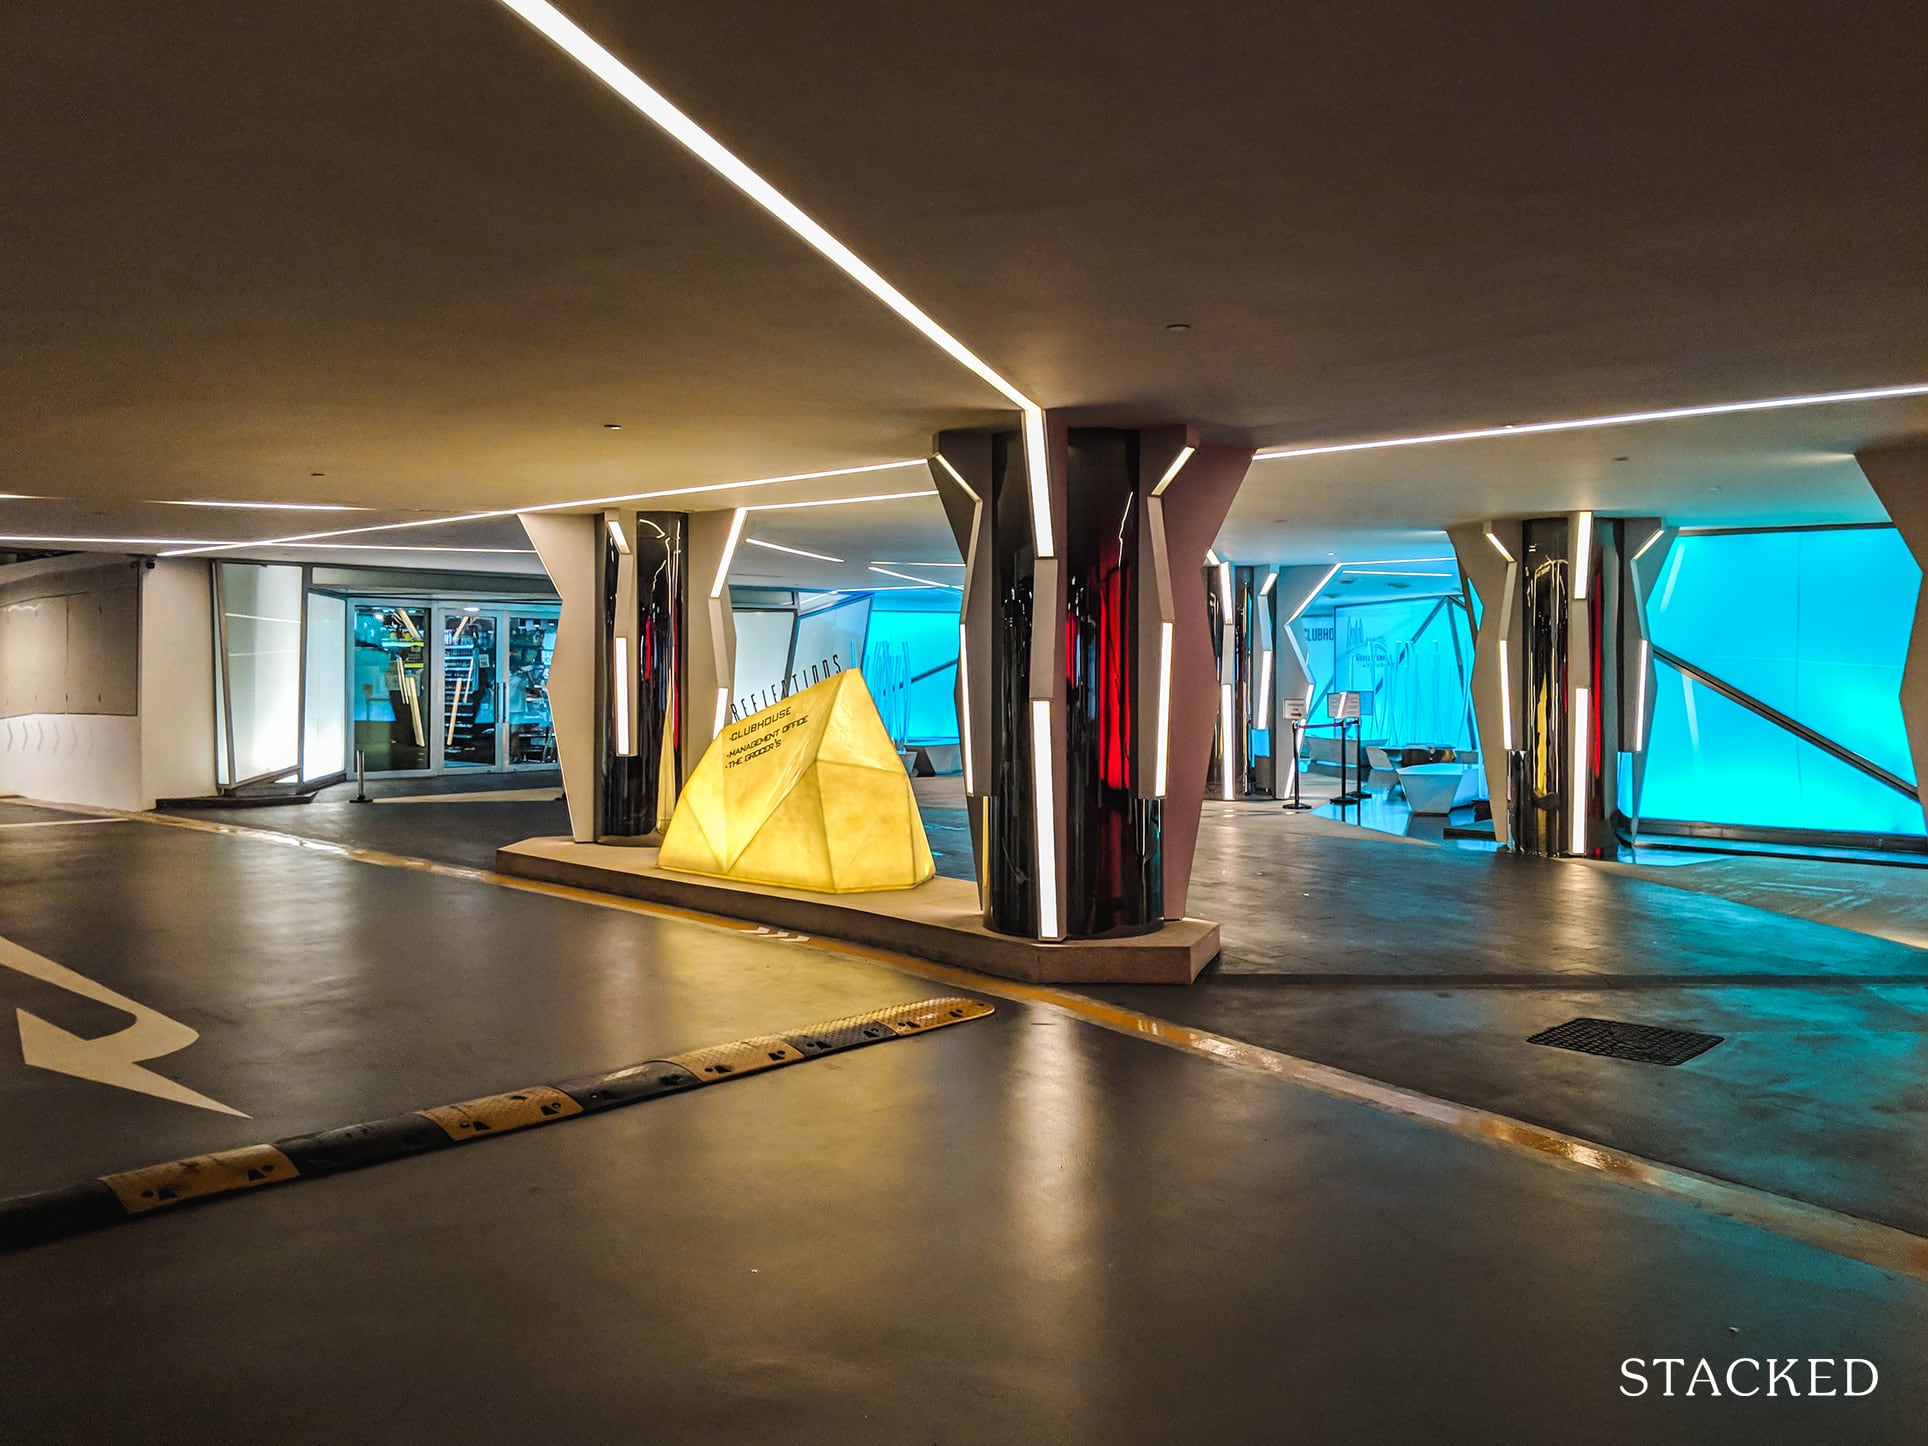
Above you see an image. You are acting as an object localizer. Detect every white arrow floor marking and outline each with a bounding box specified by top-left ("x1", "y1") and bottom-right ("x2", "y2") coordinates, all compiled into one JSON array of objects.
[{"x1": 0, "y1": 935, "x2": 247, "y2": 1117}]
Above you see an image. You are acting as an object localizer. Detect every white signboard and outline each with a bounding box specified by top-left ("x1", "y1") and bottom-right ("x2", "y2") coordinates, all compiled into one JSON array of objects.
[{"x1": 1327, "y1": 691, "x2": 1362, "y2": 721}]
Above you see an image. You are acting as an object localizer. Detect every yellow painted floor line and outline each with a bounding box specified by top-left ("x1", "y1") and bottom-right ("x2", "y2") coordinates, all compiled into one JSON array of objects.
[
  {"x1": 370, "y1": 788, "x2": 564, "y2": 806},
  {"x1": 18, "y1": 799, "x2": 1928, "y2": 1285}
]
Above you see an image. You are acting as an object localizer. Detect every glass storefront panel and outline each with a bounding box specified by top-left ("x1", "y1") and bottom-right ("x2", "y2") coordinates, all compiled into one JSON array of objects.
[
  {"x1": 505, "y1": 614, "x2": 557, "y2": 765},
  {"x1": 215, "y1": 562, "x2": 304, "y2": 785},
  {"x1": 302, "y1": 592, "x2": 346, "y2": 781},
  {"x1": 352, "y1": 605, "x2": 429, "y2": 772},
  {"x1": 441, "y1": 611, "x2": 499, "y2": 768}
]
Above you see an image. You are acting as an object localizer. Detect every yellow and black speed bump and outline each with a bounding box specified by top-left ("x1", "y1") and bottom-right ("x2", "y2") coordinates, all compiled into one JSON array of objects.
[{"x1": 0, "y1": 995, "x2": 992, "y2": 1253}]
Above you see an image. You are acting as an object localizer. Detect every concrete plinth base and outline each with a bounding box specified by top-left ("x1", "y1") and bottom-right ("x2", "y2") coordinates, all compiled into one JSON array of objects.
[{"x1": 496, "y1": 837, "x2": 1220, "y2": 984}]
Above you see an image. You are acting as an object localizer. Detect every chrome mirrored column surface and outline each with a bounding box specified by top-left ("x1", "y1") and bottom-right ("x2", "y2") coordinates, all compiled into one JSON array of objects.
[
  {"x1": 599, "y1": 512, "x2": 686, "y2": 840},
  {"x1": 1576, "y1": 519, "x2": 1624, "y2": 860},
  {"x1": 986, "y1": 428, "x2": 1041, "y2": 938},
  {"x1": 1064, "y1": 428, "x2": 1160, "y2": 937},
  {"x1": 1520, "y1": 518, "x2": 1570, "y2": 857}
]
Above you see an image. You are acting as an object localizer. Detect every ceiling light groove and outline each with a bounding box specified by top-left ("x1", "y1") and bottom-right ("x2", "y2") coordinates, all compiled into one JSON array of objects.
[
  {"x1": 496, "y1": 0, "x2": 1038, "y2": 414},
  {"x1": 1253, "y1": 382, "x2": 1928, "y2": 462}
]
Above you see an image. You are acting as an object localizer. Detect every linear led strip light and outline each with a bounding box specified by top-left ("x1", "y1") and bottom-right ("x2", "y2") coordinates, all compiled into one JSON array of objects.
[
  {"x1": 1497, "y1": 641, "x2": 1514, "y2": 751},
  {"x1": 1153, "y1": 621, "x2": 1174, "y2": 798},
  {"x1": 1570, "y1": 686, "x2": 1591, "y2": 855},
  {"x1": 1030, "y1": 700, "x2": 1059, "y2": 938},
  {"x1": 958, "y1": 625, "x2": 975, "y2": 794},
  {"x1": 1219, "y1": 684, "x2": 1236, "y2": 801},
  {"x1": 158, "y1": 460, "x2": 928, "y2": 559},
  {"x1": 710, "y1": 509, "x2": 749, "y2": 599},
  {"x1": 495, "y1": 1, "x2": 1054, "y2": 557},
  {"x1": 743, "y1": 536, "x2": 841, "y2": 564},
  {"x1": 1572, "y1": 511, "x2": 1594, "y2": 601},
  {"x1": 612, "y1": 637, "x2": 634, "y2": 755},
  {"x1": 1151, "y1": 445, "x2": 1194, "y2": 497},
  {"x1": 870, "y1": 564, "x2": 961, "y2": 590},
  {"x1": 1253, "y1": 382, "x2": 1928, "y2": 462},
  {"x1": 1632, "y1": 640, "x2": 1652, "y2": 751}
]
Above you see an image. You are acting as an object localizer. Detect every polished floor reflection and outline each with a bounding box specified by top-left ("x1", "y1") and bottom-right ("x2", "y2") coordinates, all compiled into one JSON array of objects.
[{"x1": 5, "y1": 789, "x2": 1927, "y2": 1441}]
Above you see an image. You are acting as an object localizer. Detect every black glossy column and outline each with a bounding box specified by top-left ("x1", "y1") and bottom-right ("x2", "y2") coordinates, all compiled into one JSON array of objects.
[
  {"x1": 1518, "y1": 517, "x2": 1570, "y2": 856},
  {"x1": 598, "y1": 511, "x2": 686, "y2": 841},
  {"x1": 984, "y1": 429, "x2": 1041, "y2": 937},
  {"x1": 1063, "y1": 429, "x2": 1160, "y2": 937},
  {"x1": 934, "y1": 416, "x2": 1251, "y2": 942},
  {"x1": 1517, "y1": 514, "x2": 1625, "y2": 858}
]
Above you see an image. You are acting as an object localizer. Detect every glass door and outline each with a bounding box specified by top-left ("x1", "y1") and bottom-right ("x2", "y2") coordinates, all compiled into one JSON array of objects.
[
  {"x1": 351, "y1": 604, "x2": 431, "y2": 773},
  {"x1": 439, "y1": 609, "x2": 501, "y2": 769},
  {"x1": 504, "y1": 614, "x2": 558, "y2": 767}
]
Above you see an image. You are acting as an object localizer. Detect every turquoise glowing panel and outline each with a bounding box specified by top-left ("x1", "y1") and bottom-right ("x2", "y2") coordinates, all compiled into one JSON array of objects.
[
  {"x1": 1332, "y1": 598, "x2": 1474, "y2": 747},
  {"x1": 863, "y1": 604, "x2": 960, "y2": 744},
  {"x1": 1639, "y1": 661, "x2": 1923, "y2": 836},
  {"x1": 1647, "y1": 530, "x2": 1918, "y2": 781}
]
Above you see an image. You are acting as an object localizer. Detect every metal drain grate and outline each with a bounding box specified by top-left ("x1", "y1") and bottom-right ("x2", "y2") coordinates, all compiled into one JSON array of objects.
[{"x1": 1527, "y1": 1017, "x2": 1724, "y2": 1067}]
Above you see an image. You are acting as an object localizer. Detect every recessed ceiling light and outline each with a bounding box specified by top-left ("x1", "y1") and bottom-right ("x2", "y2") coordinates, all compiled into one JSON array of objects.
[
  {"x1": 495, "y1": 0, "x2": 1034, "y2": 418},
  {"x1": 158, "y1": 459, "x2": 928, "y2": 558},
  {"x1": 1166, "y1": 323, "x2": 1192, "y2": 333},
  {"x1": 1253, "y1": 381, "x2": 1928, "y2": 462},
  {"x1": 869, "y1": 564, "x2": 961, "y2": 590},
  {"x1": 745, "y1": 489, "x2": 937, "y2": 512},
  {"x1": 744, "y1": 537, "x2": 843, "y2": 564},
  {"x1": 494, "y1": 0, "x2": 1055, "y2": 562},
  {"x1": 163, "y1": 500, "x2": 365, "y2": 511},
  {"x1": 0, "y1": 533, "x2": 224, "y2": 547},
  {"x1": 604, "y1": 423, "x2": 622, "y2": 430}
]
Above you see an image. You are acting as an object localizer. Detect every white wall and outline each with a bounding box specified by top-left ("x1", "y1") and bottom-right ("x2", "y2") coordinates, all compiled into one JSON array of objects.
[
  {"x1": 0, "y1": 556, "x2": 215, "y2": 810},
  {"x1": 0, "y1": 713, "x2": 144, "y2": 810},
  {"x1": 140, "y1": 559, "x2": 216, "y2": 805}
]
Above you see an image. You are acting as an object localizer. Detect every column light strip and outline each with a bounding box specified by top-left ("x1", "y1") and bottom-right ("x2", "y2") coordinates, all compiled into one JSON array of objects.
[
  {"x1": 1154, "y1": 621, "x2": 1173, "y2": 798},
  {"x1": 958, "y1": 625, "x2": 975, "y2": 795},
  {"x1": 1573, "y1": 511, "x2": 1594, "y2": 601},
  {"x1": 932, "y1": 453, "x2": 980, "y2": 504},
  {"x1": 613, "y1": 638, "x2": 633, "y2": 755},
  {"x1": 1571, "y1": 686, "x2": 1591, "y2": 854},
  {"x1": 1150, "y1": 445, "x2": 1195, "y2": 497},
  {"x1": 1030, "y1": 700, "x2": 1059, "y2": 937},
  {"x1": 1497, "y1": 640, "x2": 1514, "y2": 752},
  {"x1": 710, "y1": 508, "x2": 748, "y2": 598},
  {"x1": 1633, "y1": 641, "x2": 1651, "y2": 751},
  {"x1": 1220, "y1": 684, "x2": 1236, "y2": 801},
  {"x1": 1022, "y1": 407, "x2": 1055, "y2": 558}
]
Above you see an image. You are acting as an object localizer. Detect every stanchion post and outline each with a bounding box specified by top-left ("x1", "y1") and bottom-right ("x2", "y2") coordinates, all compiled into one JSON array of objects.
[
  {"x1": 1282, "y1": 719, "x2": 1312, "y2": 811},
  {"x1": 350, "y1": 748, "x2": 371, "y2": 805}
]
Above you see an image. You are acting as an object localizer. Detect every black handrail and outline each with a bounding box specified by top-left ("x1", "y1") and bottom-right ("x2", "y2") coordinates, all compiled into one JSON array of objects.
[{"x1": 1651, "y1": 645, "x2": 1918, "y2": 803}]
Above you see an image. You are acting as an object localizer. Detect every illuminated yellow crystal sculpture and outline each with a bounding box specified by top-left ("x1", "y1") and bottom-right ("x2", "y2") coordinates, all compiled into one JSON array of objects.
[{"x1": 658, "y1": 668, "x2": 936, "y2": 893}]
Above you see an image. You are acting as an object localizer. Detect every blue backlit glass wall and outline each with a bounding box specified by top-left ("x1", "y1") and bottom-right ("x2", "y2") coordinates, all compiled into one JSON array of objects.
[
  {"x1": 1636, "y1": 527, "x2": 1922, "y2": 838},
  {"x1": 863, "y1": 592, "x2": 961, "y2": 746},
  {"x1": 1301, "y1": 596, "x2": 1476, "y2": 748}
]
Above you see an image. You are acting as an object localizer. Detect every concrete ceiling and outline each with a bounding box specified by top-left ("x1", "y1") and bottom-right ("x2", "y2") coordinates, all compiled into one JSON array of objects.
[{"x1": 4, "y1": 0, "x2": 1925, "y2": 577}]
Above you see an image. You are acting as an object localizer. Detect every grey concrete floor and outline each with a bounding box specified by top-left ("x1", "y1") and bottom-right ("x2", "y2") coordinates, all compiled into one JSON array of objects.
[
  {"x1": 5, "y1": 792, "x2": 1928, "y2": 1440},
  {"x1": 77, "y1": 786, "x2": 1928, "y2": 1236}
]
